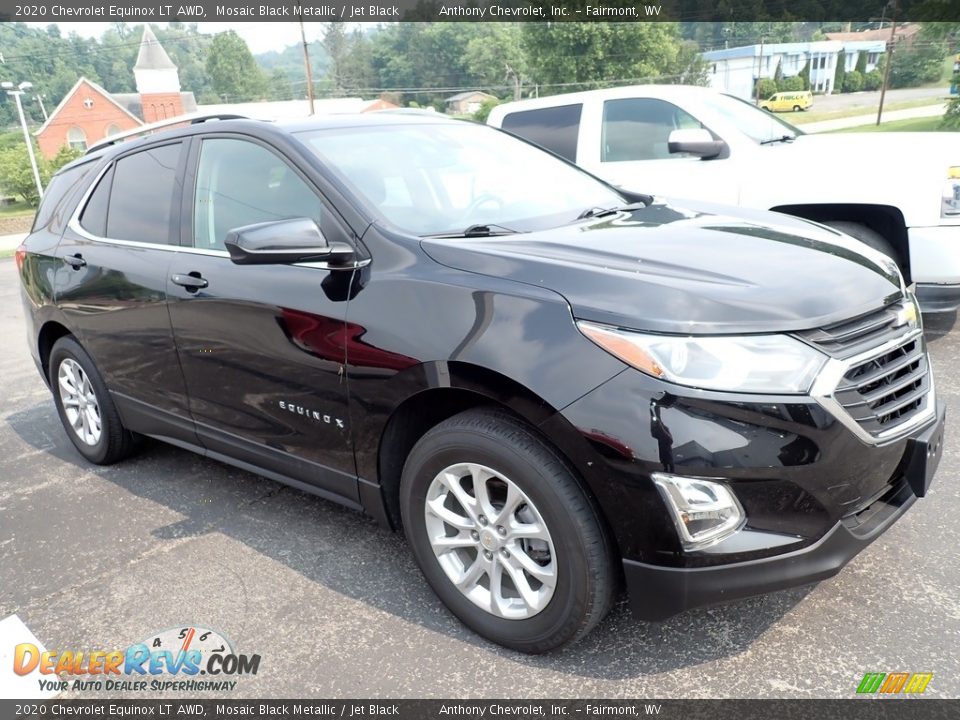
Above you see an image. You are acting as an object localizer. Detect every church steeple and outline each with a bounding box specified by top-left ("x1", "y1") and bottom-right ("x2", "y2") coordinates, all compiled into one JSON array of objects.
[{"x1": 134, "y1": 26, "x2": 180, "y2": 95}]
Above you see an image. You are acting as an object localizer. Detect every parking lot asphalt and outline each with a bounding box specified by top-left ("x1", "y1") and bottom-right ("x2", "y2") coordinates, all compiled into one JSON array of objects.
[{"x1": 1, "y1": 257, "x2": 958, "y2": 699}]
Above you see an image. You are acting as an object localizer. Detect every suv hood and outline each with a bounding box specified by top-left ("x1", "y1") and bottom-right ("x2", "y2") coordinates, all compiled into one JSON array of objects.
[{"x1": 421, "y1": 200, "x2": 904, "y2": 334}]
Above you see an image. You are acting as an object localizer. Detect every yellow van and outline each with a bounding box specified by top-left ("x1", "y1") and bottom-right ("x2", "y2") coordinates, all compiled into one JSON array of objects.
[{"x1": 760, "y1": 91, "x2": 813, "y2": 112}]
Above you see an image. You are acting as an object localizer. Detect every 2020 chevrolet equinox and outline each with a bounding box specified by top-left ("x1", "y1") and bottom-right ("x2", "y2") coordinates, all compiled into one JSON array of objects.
[{"x1": 18, "y1": 114, "x2": 945, "y2": 653}]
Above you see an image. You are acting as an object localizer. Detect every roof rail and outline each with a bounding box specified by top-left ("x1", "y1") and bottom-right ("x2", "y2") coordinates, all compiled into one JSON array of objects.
[{"x1": 86, "y1": 112, "x2": 252, "y2": 154}]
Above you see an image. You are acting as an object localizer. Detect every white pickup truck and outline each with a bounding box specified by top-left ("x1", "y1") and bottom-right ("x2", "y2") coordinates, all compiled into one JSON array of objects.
[{"x1": 488, "y1": 85, "x2": 960, "y2": 312}]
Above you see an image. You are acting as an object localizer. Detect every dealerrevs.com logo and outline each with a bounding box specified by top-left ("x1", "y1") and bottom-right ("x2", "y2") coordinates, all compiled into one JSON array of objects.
[
  {"x1": 856, "y1": 672, "x2": 933, "y2": 695},
  {"x1": 13, "y1": 626, "x2": 260, "y2": 693}
]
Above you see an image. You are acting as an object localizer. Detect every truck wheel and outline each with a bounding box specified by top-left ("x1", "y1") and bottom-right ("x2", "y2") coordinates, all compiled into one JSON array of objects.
[
  {"x1": 399, "y1": 408, "x2": 616, "y2": 653},
  {"x1": 793, "y1": 105, "x2": 802, "y2": 112},
  {"x1": 825, "y1": 221, "x2": 901, "y2": 270},
  {"x1": 49, "y1": 336, "x2": 141, "y2": 465}
]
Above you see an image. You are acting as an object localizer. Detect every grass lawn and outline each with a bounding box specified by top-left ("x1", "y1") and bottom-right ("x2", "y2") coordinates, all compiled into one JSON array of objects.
[
  {"x1": 832, "y1": 116, "x2": 953, "y2": 133},
  {"x1": 0, "y1": 199, "x2": 35, "y2": 217},
  {"x1": 791, "y1": 96, "x2": 947, "y2": 125}
]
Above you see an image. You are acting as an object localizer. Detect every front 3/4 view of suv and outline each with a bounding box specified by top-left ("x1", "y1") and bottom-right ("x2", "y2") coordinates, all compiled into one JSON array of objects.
[{"x1": 18, "y1": 113, "x2": 945, "y2": 653}]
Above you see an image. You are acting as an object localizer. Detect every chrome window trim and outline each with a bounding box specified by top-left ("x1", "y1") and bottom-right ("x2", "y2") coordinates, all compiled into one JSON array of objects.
[
  {"x1": 67, "y1": 157, "x2": 369, "y2": 269},
  {"x1": 810, "y1": 327, "x2": 936, "y2": 446}
]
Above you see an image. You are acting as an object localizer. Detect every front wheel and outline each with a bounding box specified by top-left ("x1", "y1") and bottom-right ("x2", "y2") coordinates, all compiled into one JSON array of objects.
[
  {"x1": 793, "y1": 105, "x2": 802, "y2": 112},
  {"x1": 49, "y1": 336, "x2": 141, "y2": 465},
  {"x1": 400, "y1": 408, "x2": 615, "y2": 653}
]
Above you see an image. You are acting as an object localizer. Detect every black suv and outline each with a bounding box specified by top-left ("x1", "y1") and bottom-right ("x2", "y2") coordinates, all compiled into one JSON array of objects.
[{"x1": 18, "y1": 114, "x2": 945, "y2": 653}]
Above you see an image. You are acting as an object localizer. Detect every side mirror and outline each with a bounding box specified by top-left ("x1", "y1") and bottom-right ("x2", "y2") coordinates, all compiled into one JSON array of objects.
[
  {"x1": 224, "y1": 218, "x2": 354, "y2": 266},
  {"x1": 667, "y1": 128, "x2": 727, "y2": 160}
]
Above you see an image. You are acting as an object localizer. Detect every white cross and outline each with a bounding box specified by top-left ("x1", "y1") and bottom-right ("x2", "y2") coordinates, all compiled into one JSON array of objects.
[{"x1": 83, "y1": 98, "x2": 93, "y2": 109}]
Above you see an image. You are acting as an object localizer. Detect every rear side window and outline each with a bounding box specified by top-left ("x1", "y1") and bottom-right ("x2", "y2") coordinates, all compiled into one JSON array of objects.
[
  {"x1": 79, "y1": 165, "x2": 113, "y2": 237},
  {"x1": 79, "y1": 143, "x2": 183, "y2": 244},
  {"x1": 107, "y1": 143, "x2": 183, "y2": 244},
  {"x1": 32, "y1": 161, "x2": 95, "y2": 232},
  {"x1": 500, "y1": 104, "x2": 582, "y2": 162}
]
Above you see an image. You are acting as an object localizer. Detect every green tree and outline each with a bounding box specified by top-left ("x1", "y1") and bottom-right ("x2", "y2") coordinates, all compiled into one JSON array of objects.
[
  {"x1": 472, "y1": 97, "x2": 501, "y2": 123},
  {"x1": 522, "y1": 22, "x2": 706, "y2": 93},
  {"x1": 834, "y1": 49, "x2": 846, "y2": 94},
  {"x1": 855, "y1": 51, "x2": 868, "y2": 75},
  {"x1": 0, "y1": 143, "x2": 48, "y2": 206},
  {"x1": 779, "y1": 76, "x2": 805, "y2": 91},
  {"x1": 49, "y1": 145, "x2": 83, "y2": 174},
  {"x1": 798, "y1": 60, "x2": 811, "y2": 90},
  {"x1": 206, "y1": 30, "x2": 268, "y2": 101},
  {"x1": 465, "y1": 24, "x2": 529, "y2": 100}
]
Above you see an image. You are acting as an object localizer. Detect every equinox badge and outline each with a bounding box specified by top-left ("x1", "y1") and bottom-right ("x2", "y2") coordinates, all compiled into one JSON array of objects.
[{"x1": 278, "y1": 401, "x2": 345, "y2": 429}]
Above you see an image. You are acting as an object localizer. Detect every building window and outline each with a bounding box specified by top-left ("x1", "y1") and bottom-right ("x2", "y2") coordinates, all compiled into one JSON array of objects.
[
  {"x1": 82, "y1": 97, "x2": 94, "y2": 110},
  {"x1": 105, "y1": 124, "x2": 122, "y2": 138},
  {"x1": 67, "y1": 127, "x2": 87, "y2": 150}
]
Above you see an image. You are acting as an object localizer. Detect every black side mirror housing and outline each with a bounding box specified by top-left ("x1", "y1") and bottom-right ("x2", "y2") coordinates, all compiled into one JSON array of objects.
[{"x1": 224, "y1": 218, "x2": 355, "y2": 266}]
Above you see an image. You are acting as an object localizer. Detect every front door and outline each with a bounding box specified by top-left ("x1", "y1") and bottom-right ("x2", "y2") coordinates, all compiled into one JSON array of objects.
[{"x1": 166, "y1": 136, "x2": 359, "y2": 501}]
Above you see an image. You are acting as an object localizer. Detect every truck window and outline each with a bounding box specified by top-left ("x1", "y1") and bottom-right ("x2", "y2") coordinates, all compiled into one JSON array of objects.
[
  {"x1": 601, "y1": 98, "x2": 702, "y2": 162},
  {"x1": 500, "y1": 104, "x2": 582, "y2": 163}
]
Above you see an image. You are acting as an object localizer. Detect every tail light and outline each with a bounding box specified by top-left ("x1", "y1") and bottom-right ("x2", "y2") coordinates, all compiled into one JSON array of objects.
[{"x1": 14, "y1": 244, "x2": 27, "y2": 273}]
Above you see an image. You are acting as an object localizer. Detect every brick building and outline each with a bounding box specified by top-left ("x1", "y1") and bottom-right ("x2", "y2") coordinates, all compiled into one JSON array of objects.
[{"x1": 36, "y1": 27, "x2": 197, "y2": 159}]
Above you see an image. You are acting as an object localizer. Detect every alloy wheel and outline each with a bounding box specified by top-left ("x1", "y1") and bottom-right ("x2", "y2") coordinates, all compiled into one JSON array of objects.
[{"x1": 57, "y1": 358, "x2": 102, "y2": 446}]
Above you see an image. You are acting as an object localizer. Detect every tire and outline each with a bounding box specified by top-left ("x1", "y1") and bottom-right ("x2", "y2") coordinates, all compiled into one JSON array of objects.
[
  {"x1": 824, "y1": 221, "x2": 901, "y2": 269},
  {"x1": 399, "y1": 408, "x2": 615, "y2": 653},
  {"x1": 49, "y1": 336, "x2": 141, "y2": 465},
  {"x1": 793, "y1": 105, "x2": 801, "y2": 112}
]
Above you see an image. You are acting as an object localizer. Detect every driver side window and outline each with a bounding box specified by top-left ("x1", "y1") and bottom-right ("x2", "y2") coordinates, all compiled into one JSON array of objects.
[
  {"x1": 601, "y1": 98, "x2": 703, "y2": 163},
  {"x1": 193, "y1": 138, "x2": 326, "y2": 251}
]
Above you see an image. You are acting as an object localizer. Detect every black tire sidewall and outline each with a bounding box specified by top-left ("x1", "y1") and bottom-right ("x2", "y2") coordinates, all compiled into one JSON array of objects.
[
  {"x1": 49, "y1": 338, "x2": 114, "y2": 464},
  {"x1": 400, "y1": 422, "x2": 598, "y2": 652}
]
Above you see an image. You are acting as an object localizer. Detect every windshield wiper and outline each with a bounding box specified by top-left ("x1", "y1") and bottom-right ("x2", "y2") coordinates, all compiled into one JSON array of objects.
[
  {"x1": 577, "y1": 201, "x2": 651, "y2": 220},
  {"x1": 760, "y1": 134, "x2": 796, "y2": 145},
  {"x1": 425, "y1": 223, "x2": 520, "y2": 238}
]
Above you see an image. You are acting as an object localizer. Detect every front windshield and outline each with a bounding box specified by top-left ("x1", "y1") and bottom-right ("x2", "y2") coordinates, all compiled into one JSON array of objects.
[
  {"x1": 706, "y1": 93, "x2": 805, "y2": 144},
  {"x1": 299, "y1": 122, "x2": 624, "y2": 236}
]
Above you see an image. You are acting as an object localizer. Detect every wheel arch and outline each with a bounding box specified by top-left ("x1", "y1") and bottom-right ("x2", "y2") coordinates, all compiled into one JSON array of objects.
[
  {"x1": 37, "y1": 320, "x2": 73, "y2": 386},
  {"x1": 770, "y1": 203, "x2": 911, "y2": 281},
  {"x1": 368, "y1": 361, "x2": 605, "y2": 536}
]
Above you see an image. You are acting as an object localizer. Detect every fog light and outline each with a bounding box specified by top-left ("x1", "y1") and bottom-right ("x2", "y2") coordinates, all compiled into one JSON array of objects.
[{"x1": 652, "y1": 473, "x2": 744, "y2": 550}]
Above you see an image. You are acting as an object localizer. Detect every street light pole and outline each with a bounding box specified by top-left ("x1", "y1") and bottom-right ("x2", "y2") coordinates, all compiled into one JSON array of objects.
[{"x1": 3, "y1": 81, "x2": 43, "y2": 200}]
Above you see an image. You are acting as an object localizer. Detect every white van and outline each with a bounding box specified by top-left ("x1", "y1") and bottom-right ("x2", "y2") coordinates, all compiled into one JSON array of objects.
[{"x1": 488, "y1": 85, "x2": 960, "y2": 312}]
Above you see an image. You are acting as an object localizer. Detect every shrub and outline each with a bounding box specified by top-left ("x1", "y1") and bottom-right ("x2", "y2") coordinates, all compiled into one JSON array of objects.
[
  {"x1": 472, "y1": 97, "x2": 501, "y2": 123},
  {"x1": 843, "y1": 70, "x2": 864, "y2": 93},
  {"x1": 864, "y1": 70, "x2": 883, "y2": 91},
  {"x1": 756, "y1": 78, "x2": 778, "y2": 101},
  {"x1": 778, "y1": 76, "x2": 805, "y2": 92}
]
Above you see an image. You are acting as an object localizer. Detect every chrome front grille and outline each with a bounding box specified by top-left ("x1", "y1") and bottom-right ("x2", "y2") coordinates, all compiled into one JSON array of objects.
[
  {"x1": 806, "y1": 300, "x2": 935, "y2": 444},
  {"x1": 833, "y1": 336, "x2": 929, "y2": 435}
]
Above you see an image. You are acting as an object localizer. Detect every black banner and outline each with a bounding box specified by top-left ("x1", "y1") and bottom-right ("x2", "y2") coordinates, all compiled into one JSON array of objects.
[
  {"x1": 3, "y1": 700, "x2": 960, "y2": 720},
  {"x1": 0, "y1": 0, "x2": 959, "y2": 23}
]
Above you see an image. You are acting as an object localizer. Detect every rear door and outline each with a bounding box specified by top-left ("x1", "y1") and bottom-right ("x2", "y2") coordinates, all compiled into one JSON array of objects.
[
  {"x1": 166, "y1": 135, "x2": 360, "y2": 502},
  {"x1": 54, "y1": 141, "x2": 198, "y2": 446}
]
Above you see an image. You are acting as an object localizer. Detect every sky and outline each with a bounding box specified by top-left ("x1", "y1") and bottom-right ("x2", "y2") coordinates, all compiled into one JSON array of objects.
[{"x1": 26, "y1": 22, "x2": 327, "y2": 55}]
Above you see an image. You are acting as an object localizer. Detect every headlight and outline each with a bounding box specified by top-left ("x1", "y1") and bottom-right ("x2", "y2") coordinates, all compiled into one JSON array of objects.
[
  {"x1": 942, "y1": 166, "x2": 960, "y2": 218},
  {"x1": 577, "y1": 321, "x2": 826, "y2": 394}
]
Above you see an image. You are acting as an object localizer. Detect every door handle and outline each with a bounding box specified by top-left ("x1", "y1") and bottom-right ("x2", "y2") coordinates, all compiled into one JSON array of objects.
[
  {"x1": 62, "y1": 253, "x2": 86, "y2": 269},
  {"x1": 171, "y1": 273, "x2": 208, "y2": 290}
]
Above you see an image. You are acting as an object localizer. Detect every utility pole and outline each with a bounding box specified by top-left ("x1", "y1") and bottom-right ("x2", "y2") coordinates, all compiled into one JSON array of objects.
[
  {"x1": 297, "y1": 4, "x2": 315, "y2": 115},
  {"x1": 877, "y1": 0, "x2": 899, "y2": 126},
  {"x1": 2, "y1": 81, "x2": 43, "y2": 200},
  {"x1": 755, "y1": 37, "x2": 765, "y2": 106},
  {"x1": 36, "y1": 94, "x2": 48, "y2": 121}
]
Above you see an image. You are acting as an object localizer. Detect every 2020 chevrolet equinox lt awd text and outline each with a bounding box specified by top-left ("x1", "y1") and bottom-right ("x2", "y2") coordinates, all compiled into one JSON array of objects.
[{"x1": 18, "y1": 113, "x2": 945, "y2": 653}]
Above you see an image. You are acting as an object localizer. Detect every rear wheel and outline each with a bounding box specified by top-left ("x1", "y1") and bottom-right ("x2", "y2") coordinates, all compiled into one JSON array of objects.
[
  {"x1": 49, "y1": 336, "x2": 141, "y2": 465},
  {"x1": 399, "y1": 408, "x2": 615, "y2": 653},
  {"x1": 793, "y1": 105, "x2": 802, "y2": 112}
]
